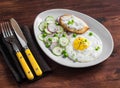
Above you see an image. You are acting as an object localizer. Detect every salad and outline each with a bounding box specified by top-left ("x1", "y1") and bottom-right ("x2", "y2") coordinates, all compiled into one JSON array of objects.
[
  {"x1": 38, "y1": 16, "x2": 70, "y2": 58},
  {"x1": 37, "y1": 16, "x2": 102, "y2": 63}
]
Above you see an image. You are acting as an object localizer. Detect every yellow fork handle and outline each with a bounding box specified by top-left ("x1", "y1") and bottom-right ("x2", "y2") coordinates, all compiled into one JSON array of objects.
[
  {"x1": 16, "y1": 51, "x2": 34, "y2": 80},
  {"x1": 25, "y1": 48, "x2": 42, "y2": 76}
]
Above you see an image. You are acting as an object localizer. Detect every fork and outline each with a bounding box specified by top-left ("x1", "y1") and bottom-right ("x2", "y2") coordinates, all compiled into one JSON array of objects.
[{"x1": 1, "y1": 22, "x2": 34, "y2": 80}]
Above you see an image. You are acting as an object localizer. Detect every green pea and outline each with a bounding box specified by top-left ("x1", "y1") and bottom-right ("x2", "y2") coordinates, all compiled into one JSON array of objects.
[
  {"x1": 54, "y1": 33, "x2": 58, "y2": 37},
  {"x1": 73, "y1": 33, "x2": 77, "y2": 37},
  {"x1": 45, "y1": 43, "x2": 50, "y2": 48},
  {"x1": 62, "y1": 50, "x2": 66, "y2": 54},
  {"x1": 89, "y1": 32, "x2": 93, "y2": 36},
  {"x1": 42, "y1": 33, "x2": 47, "y2": 38},
  {"x1": 48, "y1": 38, "x2": 52, "y2": 41},
  {"x1": 63, "y1": 53, "x2": 68, "y2": 58},
  {"x1": 62, "y1": 50, "x2": 68, "y2": 58},
  {"x1": 62, "y1": 34, "x2": 66, "y2": 37}
]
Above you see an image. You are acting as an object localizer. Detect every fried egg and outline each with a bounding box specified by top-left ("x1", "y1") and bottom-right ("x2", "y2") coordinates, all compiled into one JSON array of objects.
[{"x1": 66, "y1": 30, "x2": 102, "y2": 62}]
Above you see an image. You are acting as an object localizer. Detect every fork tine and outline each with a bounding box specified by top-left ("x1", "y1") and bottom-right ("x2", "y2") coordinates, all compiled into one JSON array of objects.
[
  {"x1": 1, "y1": 23, "x2": 6, "y2": 38},
  {"x1": 4, "y1": 22, "x2": 11, "y2": 37},
  {"x1": 6, "y1": 22, "x2": 13, "y2": 36},
  {"x1": 2, "y1": 22, "x2": 9, "y2": 37},
  {"x1": 1, "y1": 22, "x2": 13, "y2": 38}
]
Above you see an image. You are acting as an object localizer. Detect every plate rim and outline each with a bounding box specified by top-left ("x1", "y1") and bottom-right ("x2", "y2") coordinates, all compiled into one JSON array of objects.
[{"x1": 33, "y1": 9, "x2": 114, "y2": 68}]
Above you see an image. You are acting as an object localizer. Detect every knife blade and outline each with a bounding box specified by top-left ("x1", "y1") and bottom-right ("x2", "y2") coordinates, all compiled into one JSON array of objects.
[{"x1": 10, "y1": 18, "x2": 43, "y2": 76}]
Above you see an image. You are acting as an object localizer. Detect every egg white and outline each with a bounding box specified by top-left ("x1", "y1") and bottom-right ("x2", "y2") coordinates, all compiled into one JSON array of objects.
[{"x1": 66, "y1": 30, "x2": 103, "y2": 62}]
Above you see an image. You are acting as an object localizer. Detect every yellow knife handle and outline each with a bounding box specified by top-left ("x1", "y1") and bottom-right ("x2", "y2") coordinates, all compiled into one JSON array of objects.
[
  {"x1": 16, "y1": 51, "x2": 34, "y2": 80},
  {"x1": 25, "y1": 48, "x2": 42, "y2": 76}
]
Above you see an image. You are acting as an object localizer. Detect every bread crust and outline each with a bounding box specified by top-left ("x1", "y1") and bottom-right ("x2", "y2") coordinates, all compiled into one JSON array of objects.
[{"x1": 59, "y1": 14, "x2": 89, "y2": 34}]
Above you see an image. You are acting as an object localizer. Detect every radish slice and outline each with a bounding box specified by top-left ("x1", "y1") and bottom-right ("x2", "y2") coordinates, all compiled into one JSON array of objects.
[
  {"x1": 50, "y1": 42, "x2": 58, "y2": 50},
  {"x1": 56, "y1": 16, "x2": 60, "y2": 23},
  {"x1": 52, "y1": 37, "x2": 58, "y2": 43},
  {"x1": 48, "y1": 23, "x2": 57, "y2": 33}
]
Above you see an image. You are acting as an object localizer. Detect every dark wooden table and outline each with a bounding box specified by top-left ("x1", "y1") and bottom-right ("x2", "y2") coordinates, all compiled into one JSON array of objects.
[{"x1": 0, "y1": 0, "x2": 120, "y2": 88}]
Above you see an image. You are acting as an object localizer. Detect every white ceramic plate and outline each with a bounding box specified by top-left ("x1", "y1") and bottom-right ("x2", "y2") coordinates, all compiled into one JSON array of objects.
[{"x1": 34, "y1": 9, "x2": 114, "y2": 68}]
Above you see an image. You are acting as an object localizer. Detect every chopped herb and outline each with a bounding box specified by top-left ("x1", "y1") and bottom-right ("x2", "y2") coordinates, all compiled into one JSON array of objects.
[
  {"x1": 73, "y1": 33, "x2": 77, "y2": 37},
  {"x1": 74, "y1": 58, "x2": 78, "y2": 62},
  {"x1": 47, "y1": 23, "x2": 49, "y2": 25},
  {"x1": 84, "y1": 39, "x2": 87, "y2": 42},
  {"x1": 55, "y1": 22, "x2": 59, "y2": 25},
  {"x1": 89, "y1": 32, "x2": 93, "y2": 36},
  {"x1": 67, "y1": 19, "x2": 74, "y2": 25},
  {"x1": 95, "y1": 46, "x2": 100, "y2": 51}
]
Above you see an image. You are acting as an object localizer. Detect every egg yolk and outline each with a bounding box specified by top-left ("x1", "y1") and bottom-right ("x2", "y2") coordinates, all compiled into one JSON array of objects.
[{"x1": 73, "y1": 37, "x2": 90, "y2": 51}]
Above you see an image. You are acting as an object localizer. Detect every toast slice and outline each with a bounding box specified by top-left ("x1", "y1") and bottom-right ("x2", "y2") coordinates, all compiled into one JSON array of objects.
[{"x1": 59, "y1": 14, "x2": 89, "y2": 34}]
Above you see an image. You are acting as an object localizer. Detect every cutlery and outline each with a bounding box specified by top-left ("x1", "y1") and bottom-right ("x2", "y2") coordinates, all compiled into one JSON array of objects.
[
  {"x1": 1, "y1": 22, "x2": 34, "y2": 80},
  {"x1": 10, "y1": 18, "x2": 43, "y2": 76}
]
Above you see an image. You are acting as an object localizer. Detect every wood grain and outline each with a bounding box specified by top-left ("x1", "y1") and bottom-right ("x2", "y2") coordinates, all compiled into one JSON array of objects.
[{"x1": 0, "y1": 0, "x2": 120, "y2": 88}]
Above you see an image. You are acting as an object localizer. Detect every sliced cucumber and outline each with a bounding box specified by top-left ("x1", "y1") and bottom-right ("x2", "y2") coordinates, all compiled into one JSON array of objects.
[
  {"x1": 57, "y1": 26, "x2": 64, "y2": 33},
  {"x1": 59, "y1": 37, "x2": 69, "y2": 47},
  {"x1": 58, "y1": 32, "x2": 67, "y2": 38},
  {"x1": 52, "y1": 37, "x2": 58, "y2": 43},
  {"x1": 44, "y1": 28, "x2": 52, "y2": 34},
  {"x1": 44, "y1": 36, "x2": 54, "y2": 43},
  {"x1": 38, "y1": 34, "x2": 44, "y2": 41},
  {"x1": 45, "y1": 16, "x2": 55, "y2": 24},
  {"x1": 52, "y1": 46, "x2": 63, "y2": 56},
  {"x1": 43, "y1": 36, "x2": 49, "y2": 43},
  {"x1": 38, "y1": 21, "x2": 47, "y2": 31}
]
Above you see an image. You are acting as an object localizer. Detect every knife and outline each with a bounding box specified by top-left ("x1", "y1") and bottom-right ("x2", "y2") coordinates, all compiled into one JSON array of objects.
[{"x1": 10, "y1": 18, "x2": 43, "y2": 76}]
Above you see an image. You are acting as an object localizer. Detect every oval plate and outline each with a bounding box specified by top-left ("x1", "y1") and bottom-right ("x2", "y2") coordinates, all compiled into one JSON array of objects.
[{"x1": 34, "y1": 9, "x2": 114, "y2": 68}]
